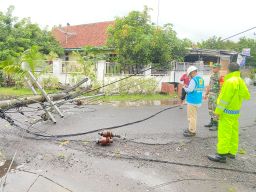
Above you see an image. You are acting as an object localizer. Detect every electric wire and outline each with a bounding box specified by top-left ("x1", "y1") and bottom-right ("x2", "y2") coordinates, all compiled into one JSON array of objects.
[
  {"x1": 64, "y1": 141, "x2": 256, "y2": 176},
  {"x1": 1, "y1": 72, "x2": 168, "y2": 139},
  {"x1": 117, "y1": 154, "x2": 256, "y2": 175},
  {"x1": 193, "y1": 25, "x2": 256, "y2": 65},
  {"x1": 1, "y1": 73, "x2": 165, "y2": 138},
  {"x1": 53, "y1": 67, "x2": 154, "y2": 102},
  {"x1": 1, "y1": 15, "x2": 256, "y2": 191},
  {"x1": 9, "y1": 105, "x2": 179, "y2": 139},
  {"x1": 221, "y1": 26, "x2": 256, "y2": 41},
  {"x1": 76, "y1": 74, "x2": 152, "y2": 105},
  {"x1": 85, "y1": 74, "x2": 165, "y2": 105}
]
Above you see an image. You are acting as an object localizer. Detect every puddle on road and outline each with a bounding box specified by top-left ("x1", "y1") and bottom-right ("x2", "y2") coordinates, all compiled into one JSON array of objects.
[
  {"x1": 111, "y1": 99, "x2": 179, "y2": 107},
  {"x1": 0, "y1": 160, "x2": 17, "y2": 178}
]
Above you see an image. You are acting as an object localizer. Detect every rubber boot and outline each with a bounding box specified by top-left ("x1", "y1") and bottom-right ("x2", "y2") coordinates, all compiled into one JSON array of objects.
[
  {"x1": 227, "y1": 153, "x2": 236, "y2": 159},
  {"x1": 209, "y1": 121, "x2": 218, "y2": 131},
  {"x1": 204, "y1": 118, "x2": 213, "y2": 128},
  {"x1": 208, "y1": 154, "x2": 227, "y2": 163}
]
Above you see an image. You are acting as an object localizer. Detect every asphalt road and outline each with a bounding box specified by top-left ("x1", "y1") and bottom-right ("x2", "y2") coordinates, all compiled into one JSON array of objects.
[{"x1": 0, "y1": 87, "x2": 255, "y2": 192}]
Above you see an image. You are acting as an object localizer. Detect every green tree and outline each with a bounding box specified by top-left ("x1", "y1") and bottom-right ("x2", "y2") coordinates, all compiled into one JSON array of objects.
[
  {"x1": 107, "y1": 7, "x2": 152, "y2": 67},
  {"x1": 198, "y1": 36, "x2": 237, "y2": 51},
  {"x1": 198, "y1": 36, "x2": 256, "y2": 67},
  {"x1": 198, "y1": 36, "x2": 226, "y2": 50},
  {"x1": 107, "y1": 7, "x2": 188, "y2": 70},
  {"x1": 0, "y1": 6, "x2": 63, "y2": 61},
  {"x1": 72, "y1": 51, "x2": 96, "y2": 81},
  {"x1": 0, "y1": 46, "x2": 44, "y2": 86},
  {"x1": 237, "y1": 37, "x2": 256, "y2": 67},
  {"x1": 0, "y1": 6, "x2": 64, "y2": 86}
]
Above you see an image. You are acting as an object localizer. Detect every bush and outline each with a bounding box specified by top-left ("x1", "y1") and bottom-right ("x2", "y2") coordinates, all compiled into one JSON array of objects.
[
  {"x1": 85, "y1": 80, "x2": 102, "y2": 94},
  {"x1": 41, "y1": 76, "x2": 60, "y2": 89},
  {"x1": 137, "y1": 78, "x2": 158, "y2": 94},
  {"x1": 105, "y1": 77, "x2": 158, "y2": 95},
  {"x1": 69, "y1": 73, "x2": 85, "y2": 85},
  {"x1": 103, "y1": 81, "x2": 117, "y2": 95},
  {"x1": 13, "y1": 74, "x2": 26, "y2": 88},
  {"x1": 119, "y1": 77, "x2": 138, "y2": 95}
]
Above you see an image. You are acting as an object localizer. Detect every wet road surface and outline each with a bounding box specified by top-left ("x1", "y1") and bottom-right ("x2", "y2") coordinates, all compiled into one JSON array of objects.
[{"x1": 0, "y1": 87, "x2": 256, "y2": 191}]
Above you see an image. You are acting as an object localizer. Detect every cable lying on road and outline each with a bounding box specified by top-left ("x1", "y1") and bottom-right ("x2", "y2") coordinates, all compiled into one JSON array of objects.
[
  {"x1": 1, "y1": 105, "x2": 179, "y2": 139},
  {"x1": 0, "y1": 73, "x2": 170, "y2": 140},
  {"x1": 2, "y1": 105, "x2": 256, "y2": 141},
  {"x1": 64, "y1": 143, "x2": 256, "y2": 178},
  {"x1": 102, "y1": 153, "x2": 256, "y2": 176}
]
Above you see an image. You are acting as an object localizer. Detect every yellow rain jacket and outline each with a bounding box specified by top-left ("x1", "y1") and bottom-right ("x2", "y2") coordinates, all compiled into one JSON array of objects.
[
  {"x1": 214, "y1": 71, "x2": 250, "y2": 155},
  {"x1": 215, "y1": 71, "x2": 250, "y2": 117}
]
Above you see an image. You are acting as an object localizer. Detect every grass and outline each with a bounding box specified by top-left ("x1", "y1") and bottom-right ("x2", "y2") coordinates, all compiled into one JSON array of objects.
[
  {"x1": 101, "y1": 93, "x2": 178, "y2": 102},
  {"x1": 0, "y1": 87, "x2": 178, "y2": 102},
  {"x1": 0, "y1": 87, "x2": 57, "y2": 96}
]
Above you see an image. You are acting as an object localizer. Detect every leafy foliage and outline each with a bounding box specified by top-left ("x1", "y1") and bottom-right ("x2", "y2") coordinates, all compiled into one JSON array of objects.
[
  {"x1": 236, "y1": 38, "x2": 256, "y2": 67},
  {"x1": 107, "y1": 7, "x2": 190, "y2": 68},
  {"x1": 0, "y1": 46, "x2": 43, "y2": 75},
  {"x1": 72, "y1": 51, "x2": 96, "y2": 81},
  {"x1": 0, "y1": 46, "x2": 45, "y2": 86},
  {"x1": 0, "y1": 6, "x2": 63, "y2": 62},
  {"x1": 198, "y1": 36, "x2": 256, "y2": 66},
  {"x1": 104, "y1": 77, "x2": 158, "y2": 95},
  {"x1": 0, "y1": 6, "x2": 64, "y2": 86},
  {"x1": 41, "y1": 76, "x2": 60, "y2": 89},
  {"x1": 198, "y1": 36, "x2": 226, "y2": 50}
]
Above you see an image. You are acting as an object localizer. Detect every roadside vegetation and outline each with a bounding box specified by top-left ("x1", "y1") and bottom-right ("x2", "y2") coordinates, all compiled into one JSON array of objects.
[
  {"x1": 101, "y1": 93, "x2": 177, "y2": 102},
  {"x1": 0, "y1": 87, "x2": 57, "y2": 96},
  {"x1": 0, "y1": 6, "x2": 256, "y2": 99}
]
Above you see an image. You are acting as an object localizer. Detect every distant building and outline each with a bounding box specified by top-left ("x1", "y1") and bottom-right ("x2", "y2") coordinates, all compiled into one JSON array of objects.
[
  {"x1": 184, "y1": 48, "x2": 238, "y2": 73},
  {"x1": 52, "y1": 21, "x2": 114, "y2": 61}
]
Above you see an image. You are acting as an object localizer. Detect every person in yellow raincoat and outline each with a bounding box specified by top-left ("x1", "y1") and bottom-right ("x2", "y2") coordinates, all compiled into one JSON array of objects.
[{"x1": 208, "y1": 63, "x2": 250, "y2": 163}]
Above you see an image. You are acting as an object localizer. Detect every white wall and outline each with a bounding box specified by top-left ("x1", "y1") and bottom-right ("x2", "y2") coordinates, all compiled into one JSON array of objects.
[
  {"x1": 44, "y1": 60, "x2": 210, "y2": 90},
  {"x1": 102, "y1": 72, "x2": 210, "y2": 92}
]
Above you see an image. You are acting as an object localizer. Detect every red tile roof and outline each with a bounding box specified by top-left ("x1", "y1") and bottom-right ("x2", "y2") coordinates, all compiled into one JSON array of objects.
[{"x1": 52, "y1": 21, "x2": 114, "y2": 49}]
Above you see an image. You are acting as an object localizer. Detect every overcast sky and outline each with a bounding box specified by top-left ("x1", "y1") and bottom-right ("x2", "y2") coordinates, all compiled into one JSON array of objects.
[{"x1": 1, "y1": 0, "x2": 256, "y2": 42}]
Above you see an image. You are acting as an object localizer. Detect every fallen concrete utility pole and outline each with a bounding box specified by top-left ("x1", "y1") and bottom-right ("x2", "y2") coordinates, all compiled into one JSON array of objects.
[
  {"x1": 26, "y1": 71, "x2": 63, "y2": 122},
  {"x1": 0, "y1": 78, "x2": 89, "y2": 111},
  {"x1": 0, "y1": 92, "x2": 67, "y2": 110},
  {"x1": 54, "y1": 93, "x2": 105, "y2": 106},
  {"x1": 1, "y1": 62, "x2": 93, "y2": 125}
]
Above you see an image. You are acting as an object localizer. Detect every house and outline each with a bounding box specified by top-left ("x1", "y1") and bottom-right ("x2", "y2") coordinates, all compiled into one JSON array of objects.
[
  {"x1": 184, "y1": 48, "x2": 238, "y2": 75},
  {"x1": 52, "y1": 21, "x2": 115, "y2": 61}
]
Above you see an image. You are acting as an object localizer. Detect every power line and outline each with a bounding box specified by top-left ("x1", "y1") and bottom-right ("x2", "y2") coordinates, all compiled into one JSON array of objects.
[
  {"x1": 221, "y1": 26, "x2": 256, "y2": 41},
  {"x1": 10, "y1": 105, "x2": 179, "y2": 139}
]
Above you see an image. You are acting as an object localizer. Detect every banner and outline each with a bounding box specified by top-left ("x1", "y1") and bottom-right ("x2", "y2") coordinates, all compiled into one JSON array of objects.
[
  {"x1": 237, "y1": 54, "x2": 246, "y2": 66},
  {"x1": 242, "y1": 48, "x2": 251, "y2": 57}
]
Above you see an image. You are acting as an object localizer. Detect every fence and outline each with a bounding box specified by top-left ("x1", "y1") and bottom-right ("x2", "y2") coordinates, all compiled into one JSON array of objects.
[
  {"x1": 37, "y1": 60, "x2": 211, "y2": 89},
  {"x1": 34, "y1": 60, "x2": 53, "y2": 73},
  {"x1": 98, "y1": 61, "x2": 211, "y2": 91},
  {"x1": 61, "y1": 60, "x2": 83, "y2": 74}
]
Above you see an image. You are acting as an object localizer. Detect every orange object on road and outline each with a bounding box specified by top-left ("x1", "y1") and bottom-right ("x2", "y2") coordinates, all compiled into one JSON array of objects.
[
  {"x1": 98, "y1": 131, "x2": 121, "y2": 138},
  {"x1": 97, "y1": 137, "x2": 113, "y2": 146},
  {"x1": 99, "y1": 131, "x2": 114, "y2": 138}
]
